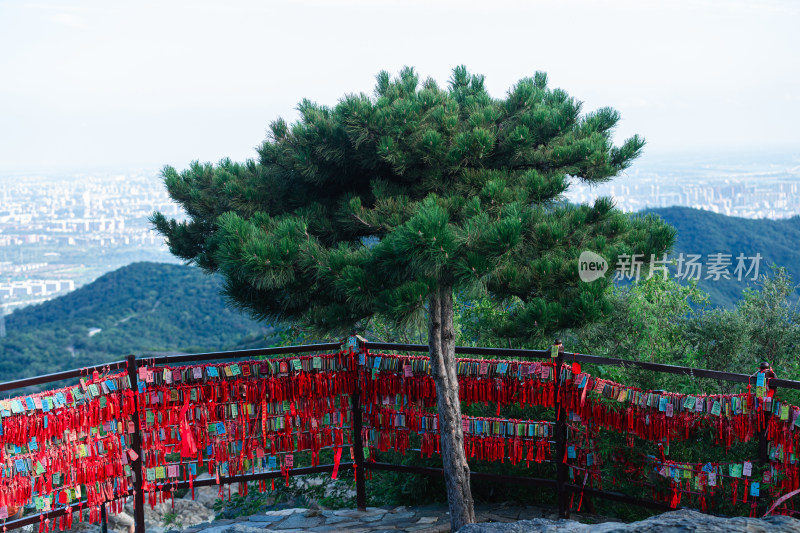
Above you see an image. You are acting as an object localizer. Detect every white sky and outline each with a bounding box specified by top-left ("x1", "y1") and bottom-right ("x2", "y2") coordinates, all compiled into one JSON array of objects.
[{"x1": 1, "y1": 0, "x2": 798, "y2": 175}]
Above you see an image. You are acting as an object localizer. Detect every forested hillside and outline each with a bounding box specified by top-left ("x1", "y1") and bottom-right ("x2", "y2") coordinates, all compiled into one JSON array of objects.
[
  {"x1": 648, "y1": 207, "x2": 800, "y2": 307},
  {"x1": 2, "y1": 208, "x2": 797, "y2": 383},
  {"x1": 0, "y1": 262, "x2": 275, "y2": 382}
]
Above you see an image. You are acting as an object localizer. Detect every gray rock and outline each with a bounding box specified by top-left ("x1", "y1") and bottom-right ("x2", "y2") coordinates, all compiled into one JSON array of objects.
[
  {"x1": 264, "y1": 508, "x2": 305, "y2": 517},
  {"x1": 457, "y1": 509, "x2": 800, "y2": 533},
  {"x1": 319, "y1": 529, "x2": 372, "y2": 533},
  {"x1": 406, "y1": 525, "x2": 450, "y2": 533},
  {"x1": 230, "y1": 526, "x2": 277, "y2": 533},
  {"x1": 308, "y1": 526, "x2": 360, "y2": 533},
  {"x1": 186, "y1": 526, "x2": 231, "y2": 533},
  {"x1": 247, "y1": 515, "x2": 284, "y2": 523},
  {"x1": 371, "y1": 510, "x2": 417, "y2": 524},
  {"x1": 271, "y1": 513, "x2": 323, "y2": 530},
  {"x1": 194, "y1": 525, "x2": 273, "y2": 533},
  {"x1": 318, "y1": 523, "x2": 365, "y2": 530},
  {"x1": 335, "y1": 508, "x2": 386, "y2": 518},
  {"x1": 322, "y1": 516, "x2": 361, "y2": 525},
  {"x1": 183, "y1": 485, "x2": 221, "y2": 508}
]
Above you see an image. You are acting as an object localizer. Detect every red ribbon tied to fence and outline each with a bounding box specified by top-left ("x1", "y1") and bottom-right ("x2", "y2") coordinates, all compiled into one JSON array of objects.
[{"x1": 179, "y1": 399, "x2": 198, "y2": 458}]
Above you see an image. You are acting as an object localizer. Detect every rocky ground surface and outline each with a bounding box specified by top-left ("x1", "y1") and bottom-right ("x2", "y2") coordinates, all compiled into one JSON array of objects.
[
  {"x1": 13, "y1": 483, "x2": 800, "y2": 533},
  {"x1": 23, "y1": 488, "x2": 599, "y2": 533},
  {"x1": 459, "y1": 509, "x2": 800, "y2": 532},
  {"x1": 171, "y1": 502, "x2": 572, "y2": 533}
]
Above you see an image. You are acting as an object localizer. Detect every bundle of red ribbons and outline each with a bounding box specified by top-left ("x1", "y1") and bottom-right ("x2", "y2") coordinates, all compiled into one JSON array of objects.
[
  {"x1": 134, "y1": 352, "x2": 357, "y2": 506},
  {"x1": 359, "y1": 350, "x2": 800, "y2": 515},
  {"x1": 0, "y1": 370, "x2": 134, "y2": 530}
]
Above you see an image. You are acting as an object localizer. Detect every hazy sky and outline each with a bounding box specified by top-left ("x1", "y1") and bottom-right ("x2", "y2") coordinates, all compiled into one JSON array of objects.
[{"x1": 1, "y1": 0, "x2": 797, "y2": 176}]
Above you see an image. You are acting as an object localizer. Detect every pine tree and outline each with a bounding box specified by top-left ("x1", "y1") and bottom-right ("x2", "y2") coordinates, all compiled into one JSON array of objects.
[{"x1": 152, "y1": 66, "x2": 674, "y2": 530}]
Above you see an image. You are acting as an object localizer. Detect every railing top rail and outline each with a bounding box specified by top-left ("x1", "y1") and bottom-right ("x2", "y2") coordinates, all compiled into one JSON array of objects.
[
  {"x1": 366, "y1": 342, "x2": 800, "y2": 390},
  {"x1": 0, "y1": 359, "x2": 128, "y2": 394},
  {"x1": 3, "y1": 340, "x2": 799, "y2": 395},
  {"x1": 367, "y1": 342, "x2": 551, "y2": 358},
  {"x1": 138, "y1": 342, "x2": 343, "y2": 366},
  {"x1": 0, "y1": 343, "x2": 342, "y2": 396}
]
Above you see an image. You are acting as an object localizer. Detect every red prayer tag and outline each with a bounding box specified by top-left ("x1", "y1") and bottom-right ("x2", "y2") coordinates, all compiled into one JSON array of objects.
[{"x1": 331, "y1": 447, "x2": 343, "y2": 480}]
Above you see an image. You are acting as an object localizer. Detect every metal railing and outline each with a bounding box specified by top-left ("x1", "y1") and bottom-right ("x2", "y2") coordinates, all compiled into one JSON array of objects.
[{"x1": 1, "y1": 341, "x2": 798, "y2": 532}]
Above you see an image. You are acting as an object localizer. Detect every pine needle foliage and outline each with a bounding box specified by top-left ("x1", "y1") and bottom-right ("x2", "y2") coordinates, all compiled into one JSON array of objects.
[{"x1": 152, "y1": 66, "x2": 673, "y2": 341}]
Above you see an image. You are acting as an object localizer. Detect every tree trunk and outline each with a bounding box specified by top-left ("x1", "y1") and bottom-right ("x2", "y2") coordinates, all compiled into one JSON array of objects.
[{"x1": 428, "y1": 284, "x2": 475, "y2": 531}]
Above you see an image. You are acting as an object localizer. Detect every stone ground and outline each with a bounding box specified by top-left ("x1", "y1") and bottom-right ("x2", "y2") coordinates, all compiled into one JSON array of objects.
[
  {"x1": 20, "y1": 490, "x2": 800, "y2": 533},
  {"x1": 173, "y1": 503, "x2": 595, "y2": 533},
  {"x1": 459, "y1": 509, "x2": 800, "y2": 532}
]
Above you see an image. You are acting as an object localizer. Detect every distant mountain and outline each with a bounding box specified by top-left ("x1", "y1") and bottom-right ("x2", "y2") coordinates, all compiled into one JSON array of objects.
[
  {"x1": 647, "y1": 207, "x2": 800, "y2": 307},
  {"x1": 3, "y1": 209, "x2": 795, "y2": 385},
  {"x1": 0, "y1": 262, "x2": 276, "y2": 383}
]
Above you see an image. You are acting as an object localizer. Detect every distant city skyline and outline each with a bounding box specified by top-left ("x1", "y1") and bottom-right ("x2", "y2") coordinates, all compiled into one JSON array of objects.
[
  {"x1": 0, "y1": 156, "x2": 797, "y2": 313},
  {"x1": 1, "y1": 0, "x2": 798, "y2": 175}
]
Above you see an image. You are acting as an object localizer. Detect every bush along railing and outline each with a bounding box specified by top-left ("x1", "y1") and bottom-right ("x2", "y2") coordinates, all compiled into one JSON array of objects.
[{"x1": 3, "y1": 339, "x2": 800, "y2": 533}]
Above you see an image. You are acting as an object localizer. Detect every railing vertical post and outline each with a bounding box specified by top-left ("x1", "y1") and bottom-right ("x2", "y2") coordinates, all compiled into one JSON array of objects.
[
  {"x1": 756, "y1": 363, "x2": 775, "y2": 516},
  {"x1": 758, "y1": 363, "x2": 776, "y2": 464},
  {"x1": 126, "y1": 354, "x2": 146, "y2": 533},
  {"x1": 100, "y1": 503, "x2": 108, "y2": 533},
  {"x1": 351, "y1": 339, "x2": 367, "y2": 511},
  {"x1": 552, "y1": 341, "x2": 569, "y2": 519}
]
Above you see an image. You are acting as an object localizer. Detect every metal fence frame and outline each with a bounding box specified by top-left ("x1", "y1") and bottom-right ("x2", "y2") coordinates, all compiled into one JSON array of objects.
[{"x1": 2, "y1": 341, "x2": 799, "y2": 532}]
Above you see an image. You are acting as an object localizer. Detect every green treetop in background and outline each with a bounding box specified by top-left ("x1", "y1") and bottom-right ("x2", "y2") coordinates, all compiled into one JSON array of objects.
[{"x1": 152, "y1": 66, "x2": 674, "y2": 530}]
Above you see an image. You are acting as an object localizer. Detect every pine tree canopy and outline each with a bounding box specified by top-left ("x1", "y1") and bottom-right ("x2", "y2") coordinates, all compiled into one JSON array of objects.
[{"x1": 152, "y1": 66, "x2": 675, "y2": 340}]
